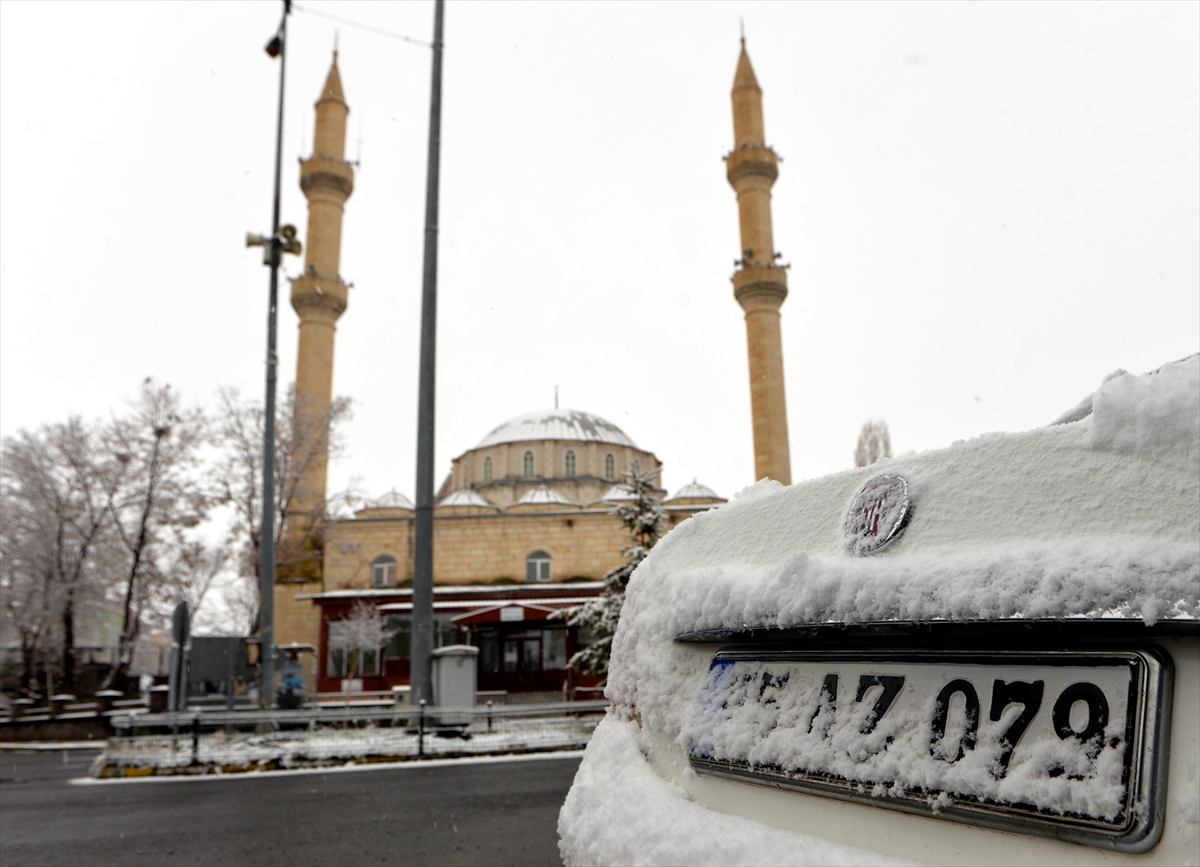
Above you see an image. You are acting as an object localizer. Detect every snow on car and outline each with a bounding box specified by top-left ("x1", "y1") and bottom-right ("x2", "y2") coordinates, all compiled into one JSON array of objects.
[{"x1": 559, "y1": 355, "x2": 1199, "y2": 866}]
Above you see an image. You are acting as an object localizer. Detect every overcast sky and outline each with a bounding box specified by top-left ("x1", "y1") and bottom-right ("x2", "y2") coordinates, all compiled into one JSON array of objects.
[{"x1": 2, "y1": 0, "x2": 1197, "y2": 505}]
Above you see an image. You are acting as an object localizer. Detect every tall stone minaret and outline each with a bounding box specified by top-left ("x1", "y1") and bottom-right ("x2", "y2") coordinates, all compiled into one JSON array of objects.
[
  {"x1": 727, "y1": 39, "x2": 792, "y2": 485},
  {"x1": 280, "y1": 53, "x2": 354, "y2": 583}
]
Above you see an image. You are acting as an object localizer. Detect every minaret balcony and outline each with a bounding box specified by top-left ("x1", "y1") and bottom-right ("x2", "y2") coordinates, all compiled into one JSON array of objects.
[
  {"x1": 290, "y1": 272, "x2": 349, "y2": 320},
  {"x1": 300, "y1": 155, "x2": 355, "y2": 199},
  {"x1": 725, "y1": 143, "x2": 779, "y2": 186},
  {"x1": 732, "y1": 263, "x2": 788, "y2": 308}
]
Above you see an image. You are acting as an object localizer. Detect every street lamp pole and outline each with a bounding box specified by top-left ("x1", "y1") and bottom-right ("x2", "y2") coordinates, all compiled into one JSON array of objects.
[
  {"x1": 258, "y1": 0, "x2": 291, "y2": 709},
  {"x1": 411, "y1": 0, "x2": 445, "y2": 707}
]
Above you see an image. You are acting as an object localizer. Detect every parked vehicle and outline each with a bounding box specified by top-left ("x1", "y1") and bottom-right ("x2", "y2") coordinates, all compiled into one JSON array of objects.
[{"x1": 560, "y1": 356, "x2": 1199, "y2": 866}]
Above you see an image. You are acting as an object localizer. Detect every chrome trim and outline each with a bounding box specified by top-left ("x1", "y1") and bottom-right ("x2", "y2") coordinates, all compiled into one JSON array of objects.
[{"x1": 688, "y1": 647, "x2": 1173, "y2": 853}]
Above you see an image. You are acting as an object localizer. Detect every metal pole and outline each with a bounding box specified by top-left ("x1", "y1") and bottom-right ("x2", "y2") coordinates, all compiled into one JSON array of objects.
[
  {"x1": 418, "y1": 698, "x2": 427, "y2": 757},
  {"x1": 411, "y1": 0, "x2": 444, "y2": 708},
  {"x1": 259, "y1": 0, "x2": 290, "y2": 710}
]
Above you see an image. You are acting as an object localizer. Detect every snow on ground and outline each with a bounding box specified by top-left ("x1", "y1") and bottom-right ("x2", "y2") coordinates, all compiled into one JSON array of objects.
[
  {"x1": 558, "y1": 715, "x2": 914, "y2": 867},
  {"x1": 100, "y1": 716, "x2": 599, "y2": 772}
]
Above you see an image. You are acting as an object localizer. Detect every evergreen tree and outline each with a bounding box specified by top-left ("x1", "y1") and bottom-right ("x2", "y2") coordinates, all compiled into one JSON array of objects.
[{"x1": 565, "y1": 467, "x2": 665, "y2": 681}]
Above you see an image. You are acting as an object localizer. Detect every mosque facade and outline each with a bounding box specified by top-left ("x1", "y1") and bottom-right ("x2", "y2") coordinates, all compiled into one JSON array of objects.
[{"x1": 274, "y1": 41, "x2": 787, "y2": 698}]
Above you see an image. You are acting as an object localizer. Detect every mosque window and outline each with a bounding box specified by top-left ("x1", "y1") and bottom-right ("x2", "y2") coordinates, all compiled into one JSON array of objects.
[
  {"x1": 483, "y1": 456, "x2": 493, "y2": 483},
  {"x1": 604, "y1": 453, "x2": 615, "y2": 481},
  {"x1": 523, "y1": 451, "x2": 535, "y2": 477},
  {"x1": 526, "y1": 550, "x2": 552, "y2": 583},
  {"x1": 371, "y1": 555, "x2": 397, "y2": 587},
  {"x1": 564, "y1": 450, "x2": 576, "y2": 477},
  {"x1": 632, "y1": 458, "x2": 641, "y2": 476}
]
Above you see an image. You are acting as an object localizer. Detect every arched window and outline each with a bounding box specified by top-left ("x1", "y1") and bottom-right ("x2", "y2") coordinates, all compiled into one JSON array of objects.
[
  {"x1": 523, "y1": 450, "x2": 535, "y2": 477},
  {"x1": 372, "y1": 555, "x2": 397, "y2": 587},
  {"x1": 483, "y1": 456, "x2": 493, "y2": 483},
  {"x1": 604, "y1": 453, "x2": 615, "y2": 481},
  {"x1": 564, "y1": 450, "x2": 576, "y2": 477},
  {"x1": 632, "y1": 458, "x2": 641, "y2": 476},
  {"x1": 526, "y1": 550, "x2": 552, "y2": 583}
]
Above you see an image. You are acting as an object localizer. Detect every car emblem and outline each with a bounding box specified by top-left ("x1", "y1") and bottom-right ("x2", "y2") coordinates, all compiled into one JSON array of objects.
[{"x1": 843, "y1": 473, "x2": 912, "y2": 556}]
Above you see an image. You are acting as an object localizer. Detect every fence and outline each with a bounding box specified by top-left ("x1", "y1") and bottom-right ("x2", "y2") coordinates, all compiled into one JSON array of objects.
[{"x1": 99, "y1": 699, "x2": 608, "y2": 774}]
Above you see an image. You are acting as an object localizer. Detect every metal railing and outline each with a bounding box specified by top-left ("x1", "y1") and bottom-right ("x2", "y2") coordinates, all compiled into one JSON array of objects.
[{"x1": 99, "y1": 700, "x2": 608, "y2": 774}]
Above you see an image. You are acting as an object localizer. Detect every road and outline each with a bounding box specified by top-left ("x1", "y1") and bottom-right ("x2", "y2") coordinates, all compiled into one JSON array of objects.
[{"x1": 0, "y1": 748, "x2": 581, "y2": 866}]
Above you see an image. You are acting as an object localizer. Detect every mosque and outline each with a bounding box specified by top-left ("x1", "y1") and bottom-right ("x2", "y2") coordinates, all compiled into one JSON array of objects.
[{"x1": 273, "y1": 39, "x2": 791, "y2": 698}]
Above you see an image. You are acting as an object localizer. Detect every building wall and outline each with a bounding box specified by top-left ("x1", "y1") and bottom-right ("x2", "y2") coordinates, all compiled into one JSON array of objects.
[
  {"x1": 322, "y1": 506, "x2": 635, "y2": 589},
  {"x1": 274, "y1": 579, "x2": 325, "y2": 648},
  {"x1": 449, "y1": 440, "x2": 662, "y2": 506}
]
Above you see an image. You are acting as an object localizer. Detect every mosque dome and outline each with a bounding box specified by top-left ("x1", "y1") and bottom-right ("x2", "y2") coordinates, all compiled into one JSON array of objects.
[
  {"x1": 474, "y1": 409, "x2": 636, "y2": 449},
  {"x1": 667, "y1": 480, "x2": 723, "y2": 502},
  {"x1": 437, "y1": 489, "x2": 495, "y2": 509},
  {"x1": 370, "y1": 489, "x2": 413, "y2": 509}
]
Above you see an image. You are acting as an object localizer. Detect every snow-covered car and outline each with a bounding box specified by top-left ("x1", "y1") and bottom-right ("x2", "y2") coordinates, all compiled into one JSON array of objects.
[{"x1": 559, "y1": 356, "x2": 1199, "y2": 867}]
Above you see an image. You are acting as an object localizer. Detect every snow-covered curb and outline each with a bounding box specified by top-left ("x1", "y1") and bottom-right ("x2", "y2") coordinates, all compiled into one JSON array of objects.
[
  {"x1": 97, "y1": 717, "x2": 599, "y2": 775},
  {"x1": 75, "y1": 748, "x2": 585, "y2": 785}
]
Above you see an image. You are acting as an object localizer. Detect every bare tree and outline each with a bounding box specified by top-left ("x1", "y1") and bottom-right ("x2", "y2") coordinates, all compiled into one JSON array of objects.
[
  {"x1": 0, "y1": 495, "x2": 55, "y2": 694},
  {"x1": 210, "y1": 386, "x2": 354, "y2": 627},
  {"x1": 333, "y1": 600, "x2": 397, "y2": 677},
  {"x1": 854, "y1": 420, "x2": 892, "y2": 468},
  {"x1": 101, "y1": 380, "x2": 209, "y2": 688},
  {"x1": 213, "y1": 573, "x2": 260, "y2": 636},
  {"x1": 161, "y1": 541, "x2": 228, "y2": 630},
  {"x1": 1, "y1": 419, "x2": 122, "y2": 693}
]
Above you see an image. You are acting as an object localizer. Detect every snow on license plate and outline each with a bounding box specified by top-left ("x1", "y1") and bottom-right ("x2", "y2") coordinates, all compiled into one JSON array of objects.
[{"x1": 686, "y1": 648, "x2": 1170, "y2": 851}]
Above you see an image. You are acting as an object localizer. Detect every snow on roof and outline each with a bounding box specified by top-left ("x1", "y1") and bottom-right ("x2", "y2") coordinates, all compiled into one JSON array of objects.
[
  {"x1": 436, "y1": 489, "x2": 495, "y2": 508},
  {"x1": 600, "y1": 484, "x2": 635, "y2": 502},
  {"x1": 513, "y1": 484, "x2": 575, "y2": 506},
  {"x1": 473, "y1": 408, "x2": 637, "y2": 449},
  {"x1": 369, "y1": 489, "x2": 413, "y2": 509},
  {"x1": 667, "y1": 479, "x2": 724, "y2": 501},
  {"x1": 605, "y1": 355, "x2": 1199, "y2": 733}
]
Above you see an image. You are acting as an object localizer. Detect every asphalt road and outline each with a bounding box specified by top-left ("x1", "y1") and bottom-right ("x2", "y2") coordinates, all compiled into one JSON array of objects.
[{"x1": 0, "y1": 749, "x2": 581, "y2": 866}]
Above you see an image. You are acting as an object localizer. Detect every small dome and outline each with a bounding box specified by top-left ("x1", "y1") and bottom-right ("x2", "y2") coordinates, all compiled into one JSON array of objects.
[
  {"x1": 437, "y1": 489, "x2": 495, "y2": 508},
  {"x1": 600, "y1": 484, "x2": 635, "y2": 502},
  {"x1": 668, "y1": 479, "x2": 724, "y2": 502},
  {"x1": 371, "y1": 489, "x2": 413, "y2": 509},
  {"x1": 513, "y1": 484, "x2": 574, "y2": 506},
  {"x1": 475, "y1": 409, "x2": 636, "y2": 449}
]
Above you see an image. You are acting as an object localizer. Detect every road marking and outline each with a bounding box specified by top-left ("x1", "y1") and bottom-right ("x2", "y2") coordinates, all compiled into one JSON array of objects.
[{"x1": 68, "y1": 748, "x2": 585, "y2": 786}]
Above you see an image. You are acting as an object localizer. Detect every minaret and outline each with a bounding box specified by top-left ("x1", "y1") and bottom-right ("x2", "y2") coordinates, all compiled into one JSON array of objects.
[
  {"x1": 727, "y1": 39, "x2": 792, "y2": 485},
  {"x1": 279, "y1": 53, "x2": 355, "y2": 581}
]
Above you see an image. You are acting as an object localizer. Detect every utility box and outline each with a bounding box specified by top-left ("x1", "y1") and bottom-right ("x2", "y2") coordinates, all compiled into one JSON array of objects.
[
  {"x1": 431, "y1": 644, "x2": 478, "y2": 725},
  {"x1": 189, "y1": 637, "x2": 257, "y2": 690}
]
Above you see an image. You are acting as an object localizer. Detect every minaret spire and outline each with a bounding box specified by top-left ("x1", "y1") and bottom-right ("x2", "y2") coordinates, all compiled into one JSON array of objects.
[
  {"x1": 279, "y1": 53, "x2": 356, "y2": 583},
  {"x1": 726, "y1": 38, "x2": 792, "y2": 485}
]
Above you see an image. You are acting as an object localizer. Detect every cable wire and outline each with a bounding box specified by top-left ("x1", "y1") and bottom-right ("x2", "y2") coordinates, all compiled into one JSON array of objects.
[{"x1": 292, "y1": 3, "x2": 431, "y2": 47}]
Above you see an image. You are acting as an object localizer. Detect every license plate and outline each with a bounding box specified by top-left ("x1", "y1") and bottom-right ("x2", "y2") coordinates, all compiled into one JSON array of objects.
[{"x1": 686, "y1": 648, "x2": 1171, "y2": 853}]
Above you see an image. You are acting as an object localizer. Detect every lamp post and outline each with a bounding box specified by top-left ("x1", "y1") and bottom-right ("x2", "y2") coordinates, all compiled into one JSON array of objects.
[
  {"x1": 411, "y1": 0, "x2": 445, "y2": 707},
  {"x1": 245, "y1": 0, "x2": 301, "y2": 709}
]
